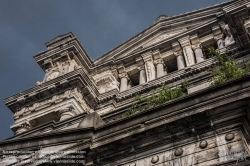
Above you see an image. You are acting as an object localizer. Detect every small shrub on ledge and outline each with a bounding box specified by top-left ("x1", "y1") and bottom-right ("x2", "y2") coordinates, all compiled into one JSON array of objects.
[
  {"x1": 209, "y1": 48, "x2": 250, "y2": 85},
  {"x1": 122, "y1": 82, "x2": 189, "y2": 117}
]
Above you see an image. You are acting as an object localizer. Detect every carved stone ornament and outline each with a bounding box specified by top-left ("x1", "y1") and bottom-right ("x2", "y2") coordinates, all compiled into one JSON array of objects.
[
  {"x1": 145, "y1": 61, "x2": 156, "y2": 81},
  {"x1": 174, "y1": 148, "x2": 183, "y2": 156},
  {"x1": 224, "y1": 24, "x2": 235, "y2": 47},
  {"x1": 199, "y1": 140, "x2": 208, "y2": 149},
  {"x1": 15, "y1": 121, "x2": 31, "y2": 134},
  {"x1": 45, "y1": 70, "x2": 60, "y2": 81},
  {"x1": 94, "y1": 72, "x2": 120, "y2": 93},
  {"x1": 151, "y1": 155, "x2": 159, "y2": 163},
  {"x1": 244, "y1": 18, "x2": 250, "y2": 35},
  {"x1": 183, "y1": 46, "x2": 195, "y2": 66},
  {"x1": 129, "y1": 163, "x2": 136, "y2": 166},
  {"x1": 225, "y1": 133, "x2": 234, "y2": 141}
]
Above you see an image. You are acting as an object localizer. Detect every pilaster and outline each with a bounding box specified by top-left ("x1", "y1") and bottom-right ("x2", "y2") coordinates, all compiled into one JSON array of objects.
[
  {"x1": 142, "y1": 51, "x2": 156, "y2": 81},
  {"x1": 179, "y1": 36, "x2": 196, "y2": 67}
]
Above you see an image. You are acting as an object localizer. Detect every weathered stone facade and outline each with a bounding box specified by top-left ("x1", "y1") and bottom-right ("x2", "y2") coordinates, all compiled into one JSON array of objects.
[{"x1": 1, "y1": 0, "x2": 250, "y2": 165}]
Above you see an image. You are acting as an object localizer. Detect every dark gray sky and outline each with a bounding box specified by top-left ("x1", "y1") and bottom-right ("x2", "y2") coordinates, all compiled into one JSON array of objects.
[{"x1": 0, "y1": 0, "x2": 227, "y2": 140}]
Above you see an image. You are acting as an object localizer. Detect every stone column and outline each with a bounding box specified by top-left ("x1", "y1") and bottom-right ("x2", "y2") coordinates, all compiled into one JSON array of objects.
[
  {"x1": 193, "y1": 46, "x2": 204, "y2": 63},
  {"x1": 119, "y1": 73, "x2": 128, "y2": 92},
  {"x1": 175, "y1": 51, "x2": 186, "y2": 70},
  {"x1": 58, "y1": 107, "x2": 76, "y2": 121},
  {"x1": 190, "y1": 34, "x2": 204, "y2": 63},
  {"x1": 138, "y1": 66, "x2": 147, "y2": 84},
  {"x1": 155, "y1": 59, "x2": 165, "y2": 78}
]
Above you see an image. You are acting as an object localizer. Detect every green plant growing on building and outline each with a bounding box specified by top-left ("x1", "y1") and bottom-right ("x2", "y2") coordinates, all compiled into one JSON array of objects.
[
  {"x1": 122, "y1": 103, "x2": 137, "y2": 117},
  {"x1": 122, "y1": 82, "x2": 188, "y2": 117},
  {"x1": 208, "y1": 48, "x2": 250, "y2": 85}
]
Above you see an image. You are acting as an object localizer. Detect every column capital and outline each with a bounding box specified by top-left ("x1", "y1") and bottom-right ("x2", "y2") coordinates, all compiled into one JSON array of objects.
[
  {"x1": 154, "y1": 59, "x2": 164, "y2": 65},
  {"x1": 58, "y1": 107, "x2": 76, "y2": 116},
  {"x1": 173, "y1": 51, "x2": 183, "y2": 57},
  {"x1": 137, "y1": 65, "x2": 145, "y2": 71},
  {"x1": 192, "y1": 44, "x2": 201, "y2": 50},
  {"x1": 118, "y1": 72, "x2": 129, "y2": 79}
]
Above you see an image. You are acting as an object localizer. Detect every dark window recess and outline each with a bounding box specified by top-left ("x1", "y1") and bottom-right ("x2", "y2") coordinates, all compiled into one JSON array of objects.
[
  {"x1": 164, "y1": 54, "x2": 178, "y2": 73},
  {"x1": 129, "y1": 72, "x2": 139, "y2": 87},
  {"x1": 202, "y1": 42, "x2": 217, "y2": 59}
]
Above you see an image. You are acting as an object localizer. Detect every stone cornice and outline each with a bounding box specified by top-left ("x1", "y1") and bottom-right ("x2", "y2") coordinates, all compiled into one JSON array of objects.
[
  {"x1": 2, "y1": 73, "x2": 250, "y2": 151},
  {"x1": 34, "y1": 38, "x2": 93, "y2": 72},
  {"x1": 92, "y1": 74, "x2": 250, "y2": 148},
  {"x1": 4, "y1": 68, "x2": 100, "y2": 112}
]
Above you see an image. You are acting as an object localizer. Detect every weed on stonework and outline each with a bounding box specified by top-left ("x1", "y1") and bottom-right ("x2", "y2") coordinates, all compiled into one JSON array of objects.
[
  {"x1": 208, "y1": 48, "x2": 250, "y2": 85},
  {"x1": 122, "y1": 83, "x2": 188, "y2": 117}
]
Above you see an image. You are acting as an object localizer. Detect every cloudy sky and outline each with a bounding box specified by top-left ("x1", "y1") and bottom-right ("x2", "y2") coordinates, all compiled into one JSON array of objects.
[{"x1": 0, "y1": 0, "x2": 227, "y2": 140}]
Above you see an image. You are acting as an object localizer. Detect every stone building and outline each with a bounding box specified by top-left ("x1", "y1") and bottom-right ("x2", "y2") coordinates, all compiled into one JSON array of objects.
[{"x1": 1, "y1": 0, "x2": 250, "y2": 165}]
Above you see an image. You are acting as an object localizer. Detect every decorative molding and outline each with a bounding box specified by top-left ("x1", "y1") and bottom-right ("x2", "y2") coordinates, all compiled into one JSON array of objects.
[
  {"x1": 172, "y1": 42, "x2": 181, "y2": 52},
  {"x1": 93, "y1": 71, "x2": 120, "y2": 94},
  {"x1": 212, "y1": 25, "x2": 222, "y2": 36}
]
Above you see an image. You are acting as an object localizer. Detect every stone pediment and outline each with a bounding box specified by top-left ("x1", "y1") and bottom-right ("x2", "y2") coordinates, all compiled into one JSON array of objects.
[
  {"x1": 94, "y1": 16, "x2": 218, "y2": 64},
  {"x1": 45, "y1": 32, "x2": 75, "y2": 48}
]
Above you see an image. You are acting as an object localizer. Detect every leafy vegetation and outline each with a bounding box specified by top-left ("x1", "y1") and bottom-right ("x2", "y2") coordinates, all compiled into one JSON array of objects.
[
  {"x1": 122, "y1": 103, "x2": 137, "y2": 118},
  {"x1": 122, "y1": 82, "x2": 188, "y2": 117},
  {"x1": 208, "y1": 48, "x2": 250, "y2": 85},
  {"x1": 122, "y1": 48, "x2": 250, "y2": 118}
]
